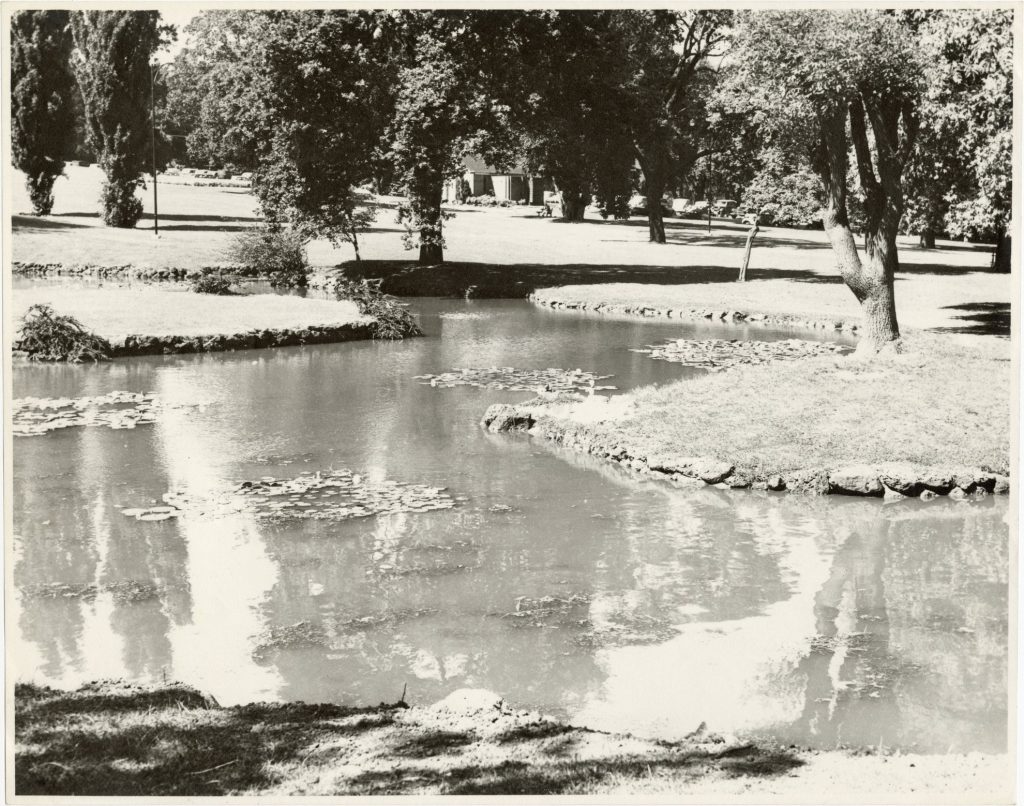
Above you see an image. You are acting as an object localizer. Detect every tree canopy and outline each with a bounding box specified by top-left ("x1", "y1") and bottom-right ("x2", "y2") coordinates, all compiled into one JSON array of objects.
[
  {"x1": 70, "y1": 11, "x2": 168, "y2": 227},
  {"x1": 11, "y1": 10, "x2": 75, "y2": 216}
]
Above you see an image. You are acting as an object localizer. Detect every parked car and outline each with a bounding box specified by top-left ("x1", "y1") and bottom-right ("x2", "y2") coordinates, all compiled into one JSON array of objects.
[
  {"x1": 712, "y1": 199, "x2": 738, "y2": 216},
  {"x1": 628, "y1": 193, "x2": 674, "y2": 217},
  {"x1": 678, "y1": 200, "x2": 710, "y2": 219}
]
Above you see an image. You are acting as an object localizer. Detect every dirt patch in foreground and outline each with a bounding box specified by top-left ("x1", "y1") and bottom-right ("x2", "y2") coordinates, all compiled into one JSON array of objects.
[{"x1": 14, "y1": 681, "x2": 1010, "y2": 799}]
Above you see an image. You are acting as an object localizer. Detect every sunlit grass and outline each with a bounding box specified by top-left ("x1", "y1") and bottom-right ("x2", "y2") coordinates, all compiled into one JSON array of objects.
[{"x1": 603, "y1": 332, "x2": 1009, "y2": 476}]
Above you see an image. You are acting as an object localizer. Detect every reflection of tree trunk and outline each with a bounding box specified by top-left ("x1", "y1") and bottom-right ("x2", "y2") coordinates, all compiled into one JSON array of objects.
[{"x1": 791, "y1": 525, "x2": 900, "y2": 748}]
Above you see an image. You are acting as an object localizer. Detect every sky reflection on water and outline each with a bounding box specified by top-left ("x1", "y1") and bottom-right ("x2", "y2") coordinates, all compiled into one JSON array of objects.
[{"x1": 11, "y1": 299, "x2": 1007, "y2": 753}]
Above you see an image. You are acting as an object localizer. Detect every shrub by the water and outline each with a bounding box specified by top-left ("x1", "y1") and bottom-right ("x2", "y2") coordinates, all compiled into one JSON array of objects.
[
  {"x1": 228, "y1": 227, "x2": 310, "y2": 288},
  {"x1": 191, "y1": 271, "x2": 235, "y2": 295},
  {"x1": 15, "y1": 303, "x2": 111, "y2": 362},
  {"x1": 332, "y1": 277, "x2": 422, "y2": 340}
]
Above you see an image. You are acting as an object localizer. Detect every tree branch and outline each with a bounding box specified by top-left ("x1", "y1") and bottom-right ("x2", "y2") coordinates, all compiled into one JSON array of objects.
[{"x1": 849, "y1": 96, "x2": 881, "y2": 197}]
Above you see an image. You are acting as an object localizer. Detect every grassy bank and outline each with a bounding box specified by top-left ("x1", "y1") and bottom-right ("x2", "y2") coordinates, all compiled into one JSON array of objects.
[
  {"x1": 486, "y1": 331, "x2": 1010, "y2": 493},
  {"x1": 12, "y1": 287, "x2": 376, "y2": 357},
  {"x1": 14, "y1": 681, "x2": 1010, "y2": 799}
]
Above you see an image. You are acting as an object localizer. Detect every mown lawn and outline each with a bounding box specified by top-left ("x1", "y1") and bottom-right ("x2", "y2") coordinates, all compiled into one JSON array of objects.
[{"x1": 598, "y1": 332, "x2": 1010, "y2": 477}]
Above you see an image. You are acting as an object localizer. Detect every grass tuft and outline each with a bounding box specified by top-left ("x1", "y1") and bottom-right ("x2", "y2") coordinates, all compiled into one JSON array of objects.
[
  {"x1": 191, "y1": 271, "x2": 237, "y2": 295},
  {"x1": 331, "y1": 277, "x2": 422, "y2": 339},
  {"x1": 15, "y1": 304, "x2": 111, "y2": 362}
]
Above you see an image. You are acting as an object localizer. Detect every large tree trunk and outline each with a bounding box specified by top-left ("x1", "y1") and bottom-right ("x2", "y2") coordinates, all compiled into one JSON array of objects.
[
  {"x1": 419, "y1": 241, "x2": 443, "y2": 263},
  {"x1": 557, "y1": 179, "x2": 589, "y2": 222},
  {"x1": 410, "y1": 166, "x2": 445, "y2": 265},
  {"x1": 918, "y1": 229, "x2": 935, "y2": 249},
  {"x1": 812, "y1": 96, "x2": 916, "y2": 355},
  {"x1": 992, "y1": 230, "x2": 1011, "y2": 272},
  {"x1": 637, "y1": 146, "x2": 668, "y2": 244}
]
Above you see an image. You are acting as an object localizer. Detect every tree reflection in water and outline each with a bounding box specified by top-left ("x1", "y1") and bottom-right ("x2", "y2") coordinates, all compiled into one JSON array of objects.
[{"x1": 10, "y1": 300, "x2": 1009, "y2": 754}]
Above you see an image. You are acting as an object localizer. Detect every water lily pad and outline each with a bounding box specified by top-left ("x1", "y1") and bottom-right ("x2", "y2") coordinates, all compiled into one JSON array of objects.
[{"x1": 415, "y1": 366, "x2": 615, "y2": 394}]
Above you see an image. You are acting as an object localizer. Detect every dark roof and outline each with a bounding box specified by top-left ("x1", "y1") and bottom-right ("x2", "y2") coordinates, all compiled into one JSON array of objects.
[{"x1": 462, "y1": 155, "x2": 530, "y2": 175}]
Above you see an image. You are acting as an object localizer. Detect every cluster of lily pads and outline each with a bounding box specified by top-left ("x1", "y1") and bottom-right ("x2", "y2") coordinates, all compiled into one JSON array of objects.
[
  {"x1": 123, "y1": 468, "x2": 456, "y2": 524},
  {"x1": 631, "y1": 338, "x2": 848, "y2": 370},
  {"x1": 415, "y1": 366, "x2": 616, "y2": 393},
  {"x1": 12, "y1": 391, "x2": 194, "y2": 437}
]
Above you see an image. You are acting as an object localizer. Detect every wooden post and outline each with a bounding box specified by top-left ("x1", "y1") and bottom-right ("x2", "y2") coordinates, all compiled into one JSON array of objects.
[{"x1": 738, "y1": 223, "x2": 758, "y2": 282}]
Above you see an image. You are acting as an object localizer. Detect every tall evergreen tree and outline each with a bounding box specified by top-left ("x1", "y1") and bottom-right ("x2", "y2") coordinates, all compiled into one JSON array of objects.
[
  {"x1": 69, "y1": 11, "x2": 163, "y2": 227},
  {"x1": 11, "y1": 10, "x2": 75, "y2": 216}
]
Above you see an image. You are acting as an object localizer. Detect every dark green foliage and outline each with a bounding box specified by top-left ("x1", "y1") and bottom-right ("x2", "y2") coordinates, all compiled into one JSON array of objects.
[
  {"x1": 740, "y1": 157, "x2": 823, "y2": 228},
  {"x1": 11, "y1": 11, "x2": 75, "y2": 215},
  {"x1": 228, "y1": 227, "x2": 309, "y2": 287},
  {"x1": 512, "y1": 12, "x2": 635, "y2": 223},
  {"x1": 250, "y1": 12, "x2": 391, "y2": 260},
  {"x1": 15, "y1": 304, "x2": 111, "y2": 362},
  {"x1": 331, "y1": 277, "x2": 422, "y2": 340},
  {"x1": 165, "y1": 11, "x2": 267, "y2": 171},
  {"x1": 191, "y1": 271, "x2": 236, "y2": 295},
  {"x1": 69, "y1": 11, "x2": 164, "y2": 227},
  {"x1": 167, "y1": 12, "x2": 386, "y2": 260},
  {"x1": 904, "y1": 10, "x2": 1012, "y2": 257},
  {"x1": 386, "y1": 11, "x2": 526, "y2": 263}
]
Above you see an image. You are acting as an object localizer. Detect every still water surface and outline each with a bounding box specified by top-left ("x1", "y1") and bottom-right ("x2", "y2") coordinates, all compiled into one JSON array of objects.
[{"x1": 12, "y1": 299, "x2": 1008, "y2": 753}]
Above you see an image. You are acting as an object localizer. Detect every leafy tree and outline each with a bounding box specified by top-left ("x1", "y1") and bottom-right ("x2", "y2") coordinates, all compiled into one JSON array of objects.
[
  {"x1": 907, "y1": 10, "x2": 1012, "y2": 267},
  {"x1": 511, "y1": 12, "x2": 634, "y2": 222},
  {"x1": 613, "y1": 11, "x2": 732, "y2": 243},
  {"x1": 734, "y1": 10, "x2": 923, "y2": 354},
  {"x1": 11, "y1": 11, "x2": 75, "y2": 215},
  {"x1": 386, "y1": 11, "x2": 522, "y2": 264},
  {"x1": 165, "y1": 11, "x2": 267, "y2": 170},
  {"x1": 70, "y1": 11, "x2": 167, "y2": 227},
  {"x1": 739, "y1": 152, "x2": 823, "y2": 228},
  {"x1": 250, "y1": 11, "x2": 398, "y2": 260}
]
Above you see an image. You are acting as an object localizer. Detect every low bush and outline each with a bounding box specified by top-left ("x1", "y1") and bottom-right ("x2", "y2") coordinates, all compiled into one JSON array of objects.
[
  {"x1": 331, "y1": 277, "x2": 422, "y2": 340},
  {"x1": 228, "y1": 227, "x2": 310, "y2": 287},
  {"x1": 15, "y1": 304, "x2": 111, "y2": 362},
  {"x1": 191, "y1": 271, "x2": 236, "y2": 295}
]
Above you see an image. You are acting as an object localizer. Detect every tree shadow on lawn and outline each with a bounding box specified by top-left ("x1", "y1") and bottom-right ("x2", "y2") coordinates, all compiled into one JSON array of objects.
[
  {"x1": 341, "y1": 259, "x2": 842, "y2": 298},
  {"x1": 930, "y1": 302, "x2": 1011, "y2": 337},
  {"x1": 896, "y1": 261, "x2": 1004, "y2": 276},
  {"x1": 16, "y1": 682, "x2": 807, "y2": 797},
  {"x1": 347, "y1": 742, "x2": 805, "y2": 796},
  {"x1": 15, "y1": 682, "x2": 398, "y2": 796},
  {"x1": 12, "y1": 214, "x2": 94, "y2": 231}
]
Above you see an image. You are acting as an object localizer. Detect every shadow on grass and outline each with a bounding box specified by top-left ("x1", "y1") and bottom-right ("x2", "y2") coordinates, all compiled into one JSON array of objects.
[
  {"x1": 897, "y1": 261, "x2": 1003, "y2": 276},
  {"x1": 12, "y1": 215, "x2": 94, "y2": 230},
  {"x1": 16, "y1": 682, "x2": 809, "y2": 797},
  {"x1": 339, "y1": 259, "x2": 842, "y2": 298},
  {"x1": 15, "y1": 683, "x2": 397, "y2": 796},
  {"x1": 931, "y1": 302, "x2": 1011, "y2": 337}
]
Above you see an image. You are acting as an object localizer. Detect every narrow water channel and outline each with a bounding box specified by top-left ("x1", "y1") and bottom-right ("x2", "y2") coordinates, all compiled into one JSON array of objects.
[{"x1": 11, "y1": 298, "x2": 1007, "y2": 753}]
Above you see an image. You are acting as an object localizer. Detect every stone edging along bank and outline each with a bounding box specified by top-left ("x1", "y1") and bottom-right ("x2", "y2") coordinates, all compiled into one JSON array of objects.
[
  {"x1": 530, "y1": 292, "x2": 861, "y2": 334},
  {"x1": 481, "y1": 402, "x2": 1009, "y2": 499},
  {"x1": 12, "y1": 261, "x2": 240, "y2": 281},
  {"x1": 103, "y1": 322, "x2": 376, "y2": 357}
]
